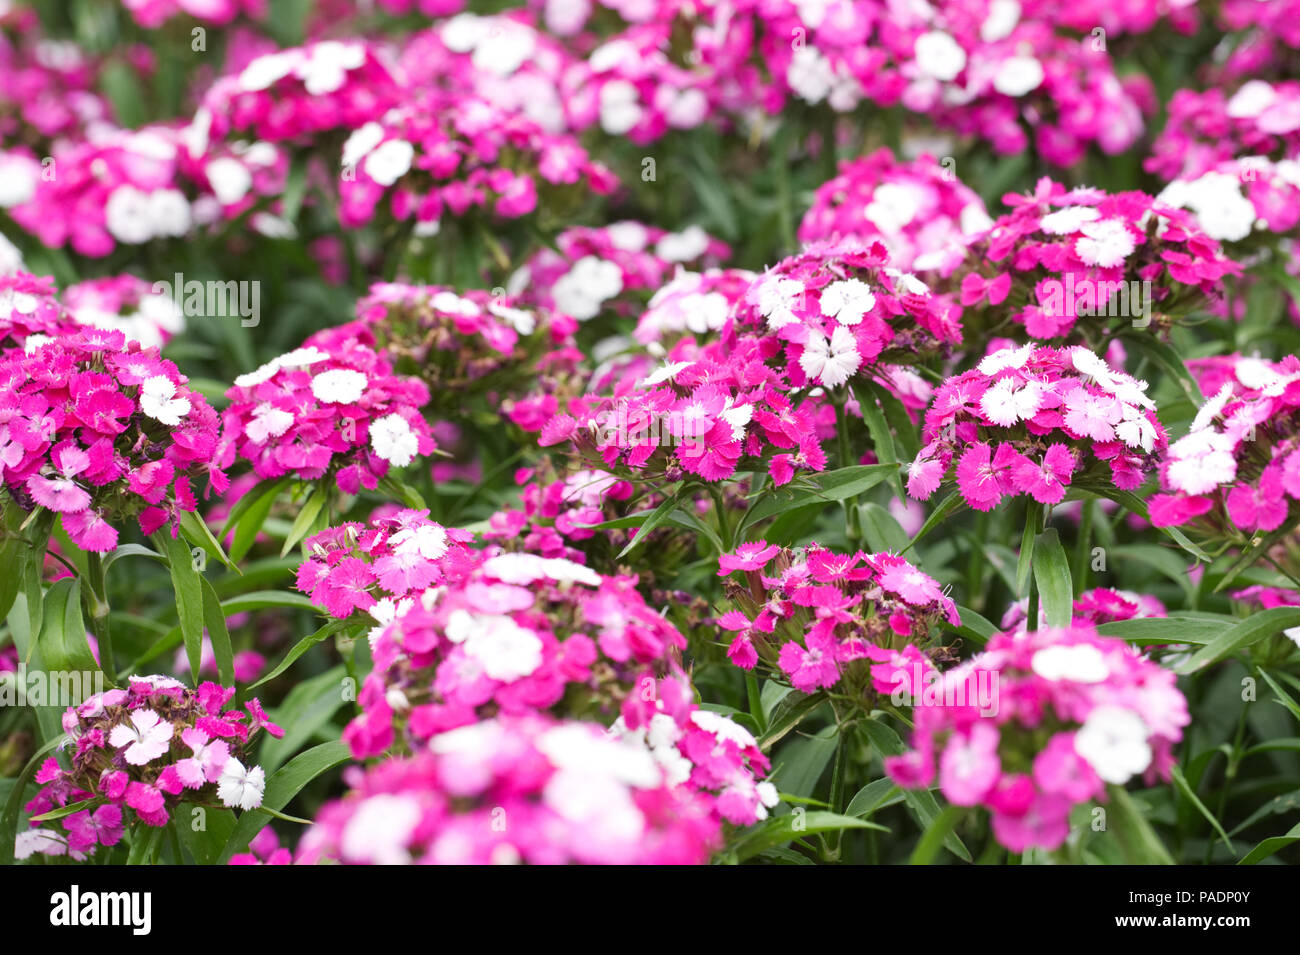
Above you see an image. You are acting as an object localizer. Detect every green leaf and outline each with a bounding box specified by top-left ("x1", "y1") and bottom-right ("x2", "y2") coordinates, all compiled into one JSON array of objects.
[
  {"x1": 859, "y1": 502, "x2": 910, "y2": 553},
  {"x1": 864, "y1": 380, "x2": 920, "y2": 461},
  {"x1": 156, "y1": 531, "x2": 207, "y2": 685},
  {"x1": 844, "y1": 778, "x2": 903, "y2": 818},
  {"x1": 248, "y1": 618, "x2": 349, "y2": 689},
  {"x1": 861, "y1": 716, "x2": 972, "y2": 862},
  {"x1": 36, "y1": 577, "x2": 98, "y2": 675},
  {"x1": 730, "y1": 811, "x2": 886, "y2": 862},
  {"x1": 281, "y1": 487, "x2": 328, "y2": 557},
  {"x1": 903, "y1": 491, "x2": 964, "y2": 553},
  {"x1": 218, "y1": 740, "x2": 351, "y2": 863},
  {"x1": 258, "y1": 665, "x2": 348, "y2": 773},
  {"x1": 758, "y1": 691, "x2": 825, "y2": 750},
  {"x1": 1258, "y1": 669, "x2": 1300, "y2": 723},
  {"x1": 176, "y1": 808, "x2": 238, "y2": 865},
  {"x1": 852, "y1": 382, "x2": 901, "y2": 496},
  {"x1": 1108, "y1": 787, "x2": 1175, "y2": 864},
  {"x1": 908, "y1": 804, "x2": 964, "y2": 865},
  {"x1": 1175, "y1": 607, "x2": 1300, "y2": 674},
  {"x1": 1237, "y1": 821, "x2": 1300, "y2": 865},
  {"x1": 201, "y1": 577, "x2": 235, "y2": 688},
  {"x1": 1170, "y1": 765, "x2": 1232, "y2": 852},
  {"x1": 1031, "y1": 528, "x2": 1073, "y2": 628},
  {"x1": 741, "y1": 465, "x2": 896, "y2": 532},
  {"x1": 1095, "y1": 616, "x2": 1224, "y2": 646},
  {"x1": 617, "y1": 493, "x2": 682, "y2": 559},
  {"x1": 178, "y1": 509, "x2": 238, "y2": 572},
  {"x1": 950, "y1": 606, "x2": 998, "y2": 646}
]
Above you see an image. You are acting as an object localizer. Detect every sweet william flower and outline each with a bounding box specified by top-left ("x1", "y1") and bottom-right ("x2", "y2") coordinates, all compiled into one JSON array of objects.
[
  {"x1": 217, "y1": 758, "x2": 266, "y2": 811},
  {"x1": 108, "y1": 709, "x2": 174, "y2": 766}
]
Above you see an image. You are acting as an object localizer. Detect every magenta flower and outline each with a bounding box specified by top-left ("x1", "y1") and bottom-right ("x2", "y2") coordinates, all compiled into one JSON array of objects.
[
  {"x1": 777, "y1": 631, "x2": 842, "y2": 693},
  {"x1": 717, "y1": 541, "x2": 780, "y2": 575}
]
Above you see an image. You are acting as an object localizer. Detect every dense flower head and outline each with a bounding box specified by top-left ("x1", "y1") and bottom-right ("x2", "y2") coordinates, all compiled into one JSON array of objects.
[
  {"x1": 20, "y1": 676, "x2": 280, "y2": 859},
  {"x1": 634, "y1": 267, "x2": 757, "y2": 346},
  {"x1": 542, "y1": 332, "x2": 836, "y2": 486},
  {"x1": 728, "y1": 239, "x2": 961, "y2": 389},
  {"x1": 310, "y1": 282, "x2": 578, "y2": 420},
  {"x1": 1149, "y1": 353, "x2": 1300, "y2": 535},
  {"x1": 62, "y1": 275, "x2": 185, "y2": 350},
  {"x1": 0, "y1": 27, "x2": 113, "y2": 145},
  {"x1": 0, "y1": 329, "x2": 226, "y2": 552},
  {"x1": 296, "y1": 509, "x2": 478, "y2": 620},
  {"x1": 8, "y1": 126, "x2": 193, "y2": 257},
  {"x1": 512, "y1": 221, "x2": 730, "y2": 323},
  {"x1": 336, "y1": 96, "x2": 616, "y2": 232},
  {"x1": 119, "y1": 0, "x2": 266, "y2": 28},
  {"x1": 715, "y1": 540, "x2": 960, "y2": 698},
  {"x1": 218, "y1": 340, "x2": 436, "y2": 493},
  {"x1": 299, "y1": 714, "x2": 720, "y2": 864},
  {"x1": 908, "y1": 344, "x2": 1168, "y2": 511},
  {"x1": 484, "y1": 465, "x2": 638, "y2": 564},
  {"x1": 342, "y1": 550, "x2": 688, "y2": 758},
  {"x1": 953, "y1": 177, "x2": 1242, "y2": 341},
  {"x1": 198, "y1": 40, "x2": 404, "y2": 144},
  {"x1": 885, "y1": 624, "x2": 1189, "y2": 852},
  {"x1": 1146, "y1": 82, "x2": 1300, "y2": 182},
  {"x1": 798, "y1": 149, "x2": 993, "y2": 275},
  {"x1": 1157, "y1": 157, "x2": 1300, "y2": 244}
]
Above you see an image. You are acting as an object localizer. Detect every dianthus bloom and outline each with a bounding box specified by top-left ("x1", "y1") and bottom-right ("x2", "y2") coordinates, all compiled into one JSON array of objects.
[
  {"x1": 299, "y1": 714, "x2": 720, "y2": 865},
  {"x1": 1146, "y1": 82, "x2": 1300, "y2": 182},
  {"x1": 798, "y1": 149, "x2": 992, "y2": 275},
  {"x1": 342, "y1": 550, "x2": 687, "y2": 757},
  {"x1": 0, "y1": 272, "x2": 70, "y2": 349},
  {"x1": 908, "y1": 344, "x2": 1167, "y2": 512},
  {"x1": 21, "y1": 677, "x2": 280, "y2": 859},
  {"x1": 1156, "y1": 157, "x2": 1300, "y2": 245},
  {"x1": 633, "y1": 267, "x2": 756, "y2": 346},
  {"x1": 715, "y1": 541, "x2": 959, "y2": 700},
  {"x1": 0, "y1": 329, "x2": 226, "y2": 552},
  {"x1": 218, "y1": 341, "x2": 436, "y2": 492},
  {"x1": 1149, "y1": 353, "x2": 1300, "y2": 536},
  {"x1": 295, "y1": 509, "x2": 477, "y2": 620},
  {"x1": 885, "y1": 625, "x2": 1188, "y2": 853},
  {"x1": 512, "y1": 221, "x2": 728, "y2": 323},
  {"x1": 953, "y1": 178, "x2": 1241, "y2": 340},
  {"x1": 730, "y1": 239, "x2": 961, "y2": 389},
  {"x1": 336, "y1": 97, "x2": 616, "y2": 232},
  {"x1": 310, "y1": 283, "x2": 578, "y2": 422}
]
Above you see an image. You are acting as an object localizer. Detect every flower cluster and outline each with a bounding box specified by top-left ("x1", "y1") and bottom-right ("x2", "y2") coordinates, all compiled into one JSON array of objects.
[
  {"x1": 343, "y1": 550, "x2": 687, "y2": 758},
  {"x1": 0, "y1": 272, "x2": 71, "y2": 349},
  {"x1": 953, "y1": 178, "x2": 1242, "y2": 340},
  {"x1": 1146, "y1": 82, "x2": 1300, "y2": 182},
  {"x1": 218, "y1": 341, "x2": 436, "y2": 493},
  {"x1": 120, "y1": 0, "x2": 265, "y2": 28},
  {"x1": 311, "y1": 283, "x2": 578, "y2": 421},
  {"x1": 19, "y1": 676, "x2": 280, "y2": 860},
  {"x1": 633, "y1": 267, "x2": 756, "y2": 346},
  {"x1": 715, "y1": 541, "x2": 960, "y2": 698},
  {"x1": 907, "y1": 345, "x2": 1167, "y2": 511},
  {"x1": 798, "y1": 150, "x2": 993, "y2": 275},
  {"x1": 885, "y1": 625, "x2": 1189, "y2": 852},
  {"x1": 1149, "y1": 353, "x2": 1300, "y2": 535},
  {"x1": 1000, "y1": 586, "x2": 1168, "y2": 633},
  {"x1": 512, "y1": 221, "x2": 729, "y2": 322},
  {"x1": 729, "y1": 239, "x2": 961, "y2": 390},
  {"x1": 337, "y1": 97, "x2": 616, "y2": 232},
  {"x1": 295, "y1": 509, "x2": 477, "y2": 620},
  {"x1": 0, "y1": 328, "x2": 226, "y2": 552},
  {"x1": 298, "y1": 714, "x2": 719, "y2": 864},
  {"x1": 1156, "y1": 157, "x2": 1300, "y2": 244}
]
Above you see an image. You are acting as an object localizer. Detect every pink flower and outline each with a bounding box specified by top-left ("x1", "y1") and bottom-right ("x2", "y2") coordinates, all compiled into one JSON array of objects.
[
  {"x1": 718, "y1": 541, "x2": 780, "y2": 575},
  {"x1": 64, "y1": 804, "x2": 124, "y2": 853},
  {"x1": 108, "y1": 709, "x2": 174, "y2": 765},
  {"x1": 1009, "y1": 444, "x2": 1077, "y2": 505},
  {"x1": 174, "y1": 727, "x2": 230, "y2": 788},
  {"x1": 939, "y1": 722, "x2": 1002, "y2": 805},
  {"x1": 777, "y1": 631, "x2": 841, "y2": 692}
]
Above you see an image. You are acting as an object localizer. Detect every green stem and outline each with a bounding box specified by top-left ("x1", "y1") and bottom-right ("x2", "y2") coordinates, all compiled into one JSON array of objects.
[
  {"x1": 84, "y1": 552, "x2": 116, "y2": 686},
  {"x1": 1072, "y1": 499, "x2": 1094, "y2": 596}
]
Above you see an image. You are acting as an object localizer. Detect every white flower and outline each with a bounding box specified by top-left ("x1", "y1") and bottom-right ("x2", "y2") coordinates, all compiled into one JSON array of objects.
[
  {"x1": 1115, "y1": 404, "x2": 1157, "y2": 452},
  {"x1": 1039, "y1": 205, "x2": 1100, "y2": 235},
  {"x1": 1031, "y1": 644, "x2": 1110, "y2": 683},
  {"x1": 553, "y1": 256, "x2": 624, "y2": 320},
  {"x1": 139, "y1": 376, "x2": 191, "y2": 426},
  {"x1": 463, "y1": 615, "x2": 544, "y2": 681},
  {"x1": 370, "y1": 413, "x2": 419, "y2": 466},
  {"x1": 755, "y1": 275, "x2": 805, "y2": 330},
  {"x1": 147, "y1": 189, "x2": 191, "y2": 238},
  {"x1": 654, "y1": 225, "x2": 710, "y2": 263},
  {"x1": 981, "y1": 0, "x2": 1021, "y2": 42},
  {"x1": 245, "y1": 402, "x2": 295, "y2": 442},
  {"x1": 105, "y1": 186, "x2": 154, "y2": 245},
  {"x1": 1075, "y1": 218, "x2": 1136, "y2": 267},
  {"x1": 885, "y1": 268, "x2": 929, "y2": 294},
  {"x1": 205, "y1": 157, "x2": 252, "y2": 206},
  {"x1": 800, "y1": 325, "x2": 862, "y2": 388},
  {"x1": 1190, "y1": 383, "x2": 1233, "y2": 433},
  {"x1": 296, "y1": 41, "x2": 365, "y2": 96},
  {"x1": 108, "y1": 709, "x2": 174, "y2": 766},
  {"x1": 277, "y1": 346, "x2": 329, "y2": 367},
  {"x1": 239, "y1": 51, "x2": 298, "y2": 91},
  {"x1": 480, "y1": 552, "x2": 601, "y2": 586},
  {"x1": 1166, "y1": 429, "x2": 1237, "y2": 493},
  {"x1": 819, "y1": 279, "x2": 877, "y2": 325},
  {"x1": 864, "y1": 182, "x2": 922, "y2": 233},
  {"x1": 1074, "y1": 705, "x2": 1152, "y2": 784},
  {"x1": 640, "y1": 360, "x2": 694, "y2": 387},
  {"x1": 993, "y1": 55, "x2": 1044, "y2": 97},
  {"x1": 978, "y1": 343, "x2": 1035, "y2": 375},
  {"x1": 233, "y1": 361, "x2": 282, "y2": 389},
  {"x1": 390, "y1": 521, "x2": 448, "y2": 560},
  {"x1": 1226, "y1": 80, "x2": 1277, "y2": 120},
  {"x1": 472, "y1": 23, "x2": 536, "y2": 76},
  {"x1": 342, "y1": 122, "x2": 385, "y2": 169},
  {"x1": 1159, "y1": 172, "x2": 1255, "y2": 242},
  {"x1": 364, "y1": 139, "x2": 414, "y2": 187},
  {"x1": 914, "y1": 31, "x2": 967, "y2": 82},
  {"x1": 217, "y1": 758, "x2": 266, "y2": 811},
  {"x1": 787, "y1": 46, "x2": 833, "y2": 103},
  {"x1": 980, "y1": 377, "x2": 1045, "y2": 426},
  {"x1": 720, "y1": 401, "x2": 753, "y2": 441},
  {"x1": 606, "y1": 221, "x2": 649, "y2": 251},
  {"x1": 311, "y1": 367, "x2": 368, "y2": 404},
  {"x1": 340, "y1": 795, "x2": 422, "y2": 864},
  {"x1": 599, "y1": 80, "x2": 643, "y2": 135},
  {"x1": 0, "y1": 153, "x2": 38, "y2": 207}
]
